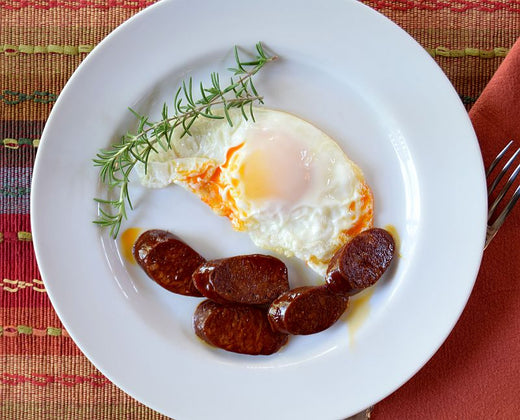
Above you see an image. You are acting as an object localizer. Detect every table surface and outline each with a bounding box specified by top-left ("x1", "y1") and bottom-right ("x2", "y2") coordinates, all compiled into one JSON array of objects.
[{"x1": 1, "y1": 1, "x2": 519, "y2": 419}]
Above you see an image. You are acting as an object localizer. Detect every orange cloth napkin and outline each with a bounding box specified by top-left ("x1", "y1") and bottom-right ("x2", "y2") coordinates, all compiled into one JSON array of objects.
[{"x1": 373, "y1": 38, "x2": 520, "y2": 419}]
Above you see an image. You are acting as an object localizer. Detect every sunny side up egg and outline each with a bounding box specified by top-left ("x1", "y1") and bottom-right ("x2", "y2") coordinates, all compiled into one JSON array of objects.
[{"x1": 137, "y1": 108, "x2": 373, "y2": 275}]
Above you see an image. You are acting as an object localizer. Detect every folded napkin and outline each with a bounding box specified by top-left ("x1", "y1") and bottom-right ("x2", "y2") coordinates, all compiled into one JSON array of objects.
[{"x1": 373, "y1": 38, "x2": 520, "y2": 418}]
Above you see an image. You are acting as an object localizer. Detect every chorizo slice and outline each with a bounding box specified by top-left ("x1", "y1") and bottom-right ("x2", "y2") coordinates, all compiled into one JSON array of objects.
[
  {"x1": 133, "y1": 230, "x2": 204, "y2": 297},
  {"x1": 192, "y1": 254, "x2": 289, "y2": 305},
  {"x1": 268, "y1": 285, "x2": 349, "y2": 335},
  {"x1": 132, "y1": 229, "x2": 176, "y2": 266},
  {"x1": 326, "y1": 228, "x2": 395, "y2": 296},
  {"x1": 193, "y1": 300, "x2": 288, "y2": 355}
]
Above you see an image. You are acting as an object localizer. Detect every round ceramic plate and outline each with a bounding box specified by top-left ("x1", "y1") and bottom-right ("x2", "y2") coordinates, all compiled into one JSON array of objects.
[{"x1": 31, "y1": 0, "x2": 487, "y2": 418}]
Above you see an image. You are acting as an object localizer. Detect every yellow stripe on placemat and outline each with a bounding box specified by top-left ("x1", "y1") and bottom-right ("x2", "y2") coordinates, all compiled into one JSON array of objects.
[
  {"x1": 1, "y1": 138, "x2": 40, "y2": 149},
  {"x1": 0, "y1": 232, "x2": 33, "y2": 242},
  {"x1": 1, "y1": 44, "x2": 512, "y2": 59},
  {"x1": 17, "y1": 231, "x2": 32, "y2": 241},
  {"x1": 427, "y1": 46, "x2": 510, "y2": 58},
  {"x1": 1, "y1": 279, "x2": 46, "y2": 293},
  {"x1": 0, "y1": 44, "x2": 511, "y2": 59},
  {"x1": 1, "y1": 44, "x2": 95, "y2": 55}
]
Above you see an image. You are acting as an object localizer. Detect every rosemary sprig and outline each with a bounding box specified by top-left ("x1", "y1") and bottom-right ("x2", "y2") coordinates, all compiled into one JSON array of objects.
[{"x1": 93, "y1": 42, "x2": 276, "y2": 239}]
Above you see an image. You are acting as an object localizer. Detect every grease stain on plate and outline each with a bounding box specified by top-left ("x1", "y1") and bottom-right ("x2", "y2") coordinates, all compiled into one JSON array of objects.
[
  {"x1": 385, "y1": 224, "x2": 401, "y2": 257},
  {"x1": 346, "y1": 287, "x2": 375, "y2": 346},
  {"x1": 120, "y1": 227, "x2": 142, "y2": 264}
]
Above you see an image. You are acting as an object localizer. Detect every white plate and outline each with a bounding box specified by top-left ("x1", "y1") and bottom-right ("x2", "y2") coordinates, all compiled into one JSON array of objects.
[{"x1": 31, "y1": 0, "x2": 487, "y2": 418}]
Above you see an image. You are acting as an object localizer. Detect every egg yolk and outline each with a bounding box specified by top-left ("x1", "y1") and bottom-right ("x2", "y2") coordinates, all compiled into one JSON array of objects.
[
  {"x1": 240, "y1": 149, "x2": 274, "y2": 200},
  {"x1": 239, "y1": 132, "x2": 310, "y2": 206}
]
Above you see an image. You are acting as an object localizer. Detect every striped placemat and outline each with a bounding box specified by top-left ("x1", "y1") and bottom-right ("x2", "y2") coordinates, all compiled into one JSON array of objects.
[{"x1": 1, "y1": 1, "x2": 519, "y2": 418}]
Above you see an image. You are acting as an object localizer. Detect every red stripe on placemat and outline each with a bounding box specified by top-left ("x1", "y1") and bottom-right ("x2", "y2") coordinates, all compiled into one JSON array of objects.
[
  {"x1": 0, "y1": 0, "x2": 154, "y2": 10},
  {"x1": 0, "y1": 335, "x2": 82, "y2": 356},
  {"x1": 0, "y1": 214, "x2": 32, "y2": 233},
  {"x1": 0, "y1": 289, "x2": 50, "y2": 307},
  {"x1": 0, "y1": 120, "x2": 45, "y2": 140},
  {"x1": 0, "y1": 146, "x2": 37, "y2": 168},
  {"x1": 6, "y1": 0, "x2": 519, "y2": 12},
  {"x1": 0, "y1": 373, "x2": 109, "y2": 387},
  {"x1": 364, "y1": 0, "x2": 520, "y2": 13},
  {"x1": 0, "y1": 307, "x2": 60, "y2": 326}
]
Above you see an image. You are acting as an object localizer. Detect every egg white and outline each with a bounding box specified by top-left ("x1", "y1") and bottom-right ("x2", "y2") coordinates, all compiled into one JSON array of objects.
[{"x1": 137, "y1": 107, "x2": 373, "y2": 275}]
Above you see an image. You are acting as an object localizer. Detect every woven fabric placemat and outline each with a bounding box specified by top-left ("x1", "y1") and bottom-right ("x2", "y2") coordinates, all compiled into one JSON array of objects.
[{"x1": 1, "y1": 1, "x2": 519, "y2": 419}]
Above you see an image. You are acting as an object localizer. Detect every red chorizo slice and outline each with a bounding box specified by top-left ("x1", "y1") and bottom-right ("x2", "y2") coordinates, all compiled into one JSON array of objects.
[
  {"x1": 133, "y1": 230, "x2": 204, "y2": 297},
  {"x1": 192, "y1": 254, "x2": 289, "y2": 305},
  {"x1": 132, "y1": 229, "x2": 176, "y2": 266},
  {"x1": 193, "y1": 300, "x2": 288, "y2": 355},
  {"x1": 268, "y1": 285, "x2": 349, "y2": 335},
  {"x1": 326, "y1": 228, "x2": 395, "y2": 296}
]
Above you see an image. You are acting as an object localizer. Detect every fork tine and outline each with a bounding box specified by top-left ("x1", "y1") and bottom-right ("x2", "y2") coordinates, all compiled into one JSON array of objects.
[
  {"x1": 490, "y1": 183, "x2": 520, "y2": 231},
  {"x1": 486, "y1": 184, "x2": 520, "y2": 248},
  {"x1": 487, "y1": 146, "x2": 520, "y2": 197},
  {"x1": 488, "y1": 160, "x2": 520, "y2": 219},
  {"x1": 486, "y1": 140, "x2": 513, "y2": 177}
]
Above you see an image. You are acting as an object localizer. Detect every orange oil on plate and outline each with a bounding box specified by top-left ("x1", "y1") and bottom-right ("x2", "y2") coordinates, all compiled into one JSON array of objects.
[
  {"x1": 120, "y1": 227, "x2": 142, "y2": 264},
  {"x1": 346, "y1": 287, "x2": 375, "y2": 347},
  {"x1": 384, "y1": 224, "x2": 401, "y2": 257}
]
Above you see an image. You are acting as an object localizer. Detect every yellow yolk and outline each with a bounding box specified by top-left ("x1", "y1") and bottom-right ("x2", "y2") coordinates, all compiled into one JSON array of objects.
[
  {"x1": 239, "y1": 136, "x2": 309, "y2": 206},
  {"x1": 240, "y1": 149, "x2": 275, "y2": 200}
]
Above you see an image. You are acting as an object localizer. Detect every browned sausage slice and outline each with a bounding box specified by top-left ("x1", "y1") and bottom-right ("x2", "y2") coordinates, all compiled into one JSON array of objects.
[
  {"x1": 326, "y1": 228, "x2": 395, "y2": 296},
  {"x1": 192, "y1": 254, "x2": 289, "y2": 305},
  {"x1": 133, "y1": 230, "x2": 204, "y2": 297},
  {"x1": 132, "y1": 229, "x2": 176, "y2": 266},
  {"x1": 193, "y1": 300, "x2": 288, "y2": 355},
  {"x1": 268, "y1": 285, "x2": 349, "y2": 335}
]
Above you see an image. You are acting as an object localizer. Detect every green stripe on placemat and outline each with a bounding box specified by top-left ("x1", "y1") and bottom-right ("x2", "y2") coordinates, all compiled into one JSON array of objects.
[
  {"x1": 1, "y1": 90, "x2": 57, "y2": 105},
  {"x1": 1, "y1": 44, "x2": 95, "y2": 55}
]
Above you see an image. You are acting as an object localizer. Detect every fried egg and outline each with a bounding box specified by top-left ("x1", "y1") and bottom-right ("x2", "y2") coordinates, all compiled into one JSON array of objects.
[{"x1": 137, "y1": 108, "x2": 373, "y2": 275}]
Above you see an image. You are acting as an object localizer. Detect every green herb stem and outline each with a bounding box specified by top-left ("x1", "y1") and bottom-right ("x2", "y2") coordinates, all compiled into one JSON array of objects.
[{"x1": 93, "y1": 42, "x2": 276, "y2": 238}]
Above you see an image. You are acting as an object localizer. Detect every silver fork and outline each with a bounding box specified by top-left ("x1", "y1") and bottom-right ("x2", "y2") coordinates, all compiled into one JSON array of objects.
[{"x1": 485, "y1": 141, "x2": 520, "y2": 248}]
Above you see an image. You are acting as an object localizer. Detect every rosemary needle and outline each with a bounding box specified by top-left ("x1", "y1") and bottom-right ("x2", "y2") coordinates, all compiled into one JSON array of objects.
[{"x1": 93, "y1": 42, "x2": 276, "y2": 239}]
